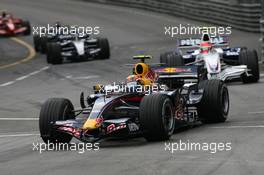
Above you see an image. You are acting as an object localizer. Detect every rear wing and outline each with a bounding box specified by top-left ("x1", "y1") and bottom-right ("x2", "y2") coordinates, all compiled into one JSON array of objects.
[
  {"x1": 152, "y1": 66, "x2": 201, "y2": 81},
  {"x1": 178, "y1": 36, "x2": 229, "y2": 49}
]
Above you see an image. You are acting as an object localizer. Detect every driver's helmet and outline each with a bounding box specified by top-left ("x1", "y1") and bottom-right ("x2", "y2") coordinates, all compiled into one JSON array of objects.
[
  {"x1": 200, "y1": 41, "x2": 212, "y2": 54},
  {"x1": 1, "y1": 11, "x2": 7, "y2": 18},
  {"x1": 54, "y1": 21, "x2": 61, "y2": 28}
]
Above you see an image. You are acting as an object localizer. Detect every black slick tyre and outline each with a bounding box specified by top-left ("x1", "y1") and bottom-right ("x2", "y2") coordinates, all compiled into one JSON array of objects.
[
  {"x1": 160, "y1": 51, "x2": 184, "y2": 67},
  {"x1": 40, "y1": 36, "x2": 48, "y2": 54},
  {"x1": 33, "y1": 35, "x2": 41, "y2": 52},
  {"x1": 239, "y1": 49, "x2": 259, "y2": 83},
  {"x1": 140, "y1": 94, "x2": 175, "y2": 141},
  {"x1": 22, "y1": 21, "x2": 31, "y2": 35},
  {"x1": 197, "y1": 80, "x2": 229, "y2": 123},
  {"x1": 96, "y1": 38, "x2": 110, "y2": 59},
  {"x1": 39, "y1": 98, "x2": 75, "y2": 144},
  {"x1": 48, "y1": 43, "x2": 62, "y2": 64},
  {"x1": 159, "y1": 52, "x2": 184, "y2": 89}
]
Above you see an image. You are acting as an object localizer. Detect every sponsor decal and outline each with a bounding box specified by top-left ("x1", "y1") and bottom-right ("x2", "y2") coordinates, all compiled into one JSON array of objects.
[
  {"x1": 58, "y1": 126, "x2": 81, "y2": 138},
  {"x1": 155, "y1": 67, "x2": 192, "y2": 73},
  {"x1": 106, "y1": 123, "x2": 126, "y2": 134},
  {"x1": 179, "y1": 36, "x2": 228, "y2": 46},
  {"x1": 175, "y1": 110, "x2": 184, "y2": 120}
]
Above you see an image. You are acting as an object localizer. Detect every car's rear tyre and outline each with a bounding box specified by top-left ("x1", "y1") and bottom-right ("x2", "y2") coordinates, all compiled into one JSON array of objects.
[
  {"x1": 33, "y1": 35, "x2": 41, "y2": 52},
  {"x1": 160, "y1": 52, "x2": 171, "y2": 65},
  {"x1": 197, "y1": 80, "x2": 229, "y2": 123},
  {"x1": 40, "y1": 36, "x2": 48, "y2": 54},
  {"x1": 46, "y1": 43, "x2": 53, "y2": 64},
  {"x1": 97, "y1": 37, "x2": 110, "y2": 59},
  {"x1": 22, "y1": 21, "x2": 31, "y2": 35},
  {"x1": 159, "y1": 52, "x2": 185, "y2": 89},
  {"x1": 140, "y1": 94, "x2": 175, "y2": 141},
  {"x1": 48, "y1": 43, "x2": 62, "y2": 64},
  {"x1": 160, "y1": 51, "x2": 184, "y2": 67},
  {"x1": 39, "y1": 98, "x2": 75, "y2": 144},
  {"x1": 239, "y1": 49, "x2": 259, "y2": 83}
]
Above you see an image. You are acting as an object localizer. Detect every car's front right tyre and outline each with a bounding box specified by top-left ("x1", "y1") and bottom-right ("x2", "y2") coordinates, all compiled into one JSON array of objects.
[
  {"x1": 97, "y1": 37, "x2": 110, "y2": 59},
  {"x1": 140, "y1": 94, "x2": 175, "y2": 141},
  {"x1": 47, "y1": 43, "x2": 62, "y2": 64},
  {"x1": 197, "y1": 80, "x2": 229, "y2": 123},
  {"x1": 239, "y1": 49, "x2": 259, "y2": 83}
]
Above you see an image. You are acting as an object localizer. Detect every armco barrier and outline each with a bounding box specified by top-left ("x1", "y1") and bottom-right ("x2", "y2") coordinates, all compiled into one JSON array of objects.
[
  {"x1": 261, "y1": 19, "x2": 264, "y2": 63},
  {"x1": 87, "y1": 0, "x2": 261, "y2": 32}
]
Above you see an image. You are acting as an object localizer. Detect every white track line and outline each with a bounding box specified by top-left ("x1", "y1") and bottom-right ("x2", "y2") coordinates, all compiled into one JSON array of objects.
[
  {"x1": 0, "y1": 118, "x2": 38, "y2": 121},
  {"x1": 0, "y1": 81, "x2": 15, "y2": 87},
  {"x1": 72, "y1": 75, "x2": 100, "y2": 80},
  {"x1": 210, "y1": 125, "x2": 264, "y2": 129},
  {"x1": 0, "y1": 133, "x2": 39, "y2": 138},
  {"x1": 61, "y1": 75, "x2": 99, "y2": 80},
  {"x1": 0, "y1": 66, "x2": 49, "y2": 87},
  {"x1": 15, "y1": 75, "x2": 30, "y2": 81}
]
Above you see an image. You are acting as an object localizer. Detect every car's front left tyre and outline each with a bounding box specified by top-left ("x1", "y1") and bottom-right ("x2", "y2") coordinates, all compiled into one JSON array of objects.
[{"x1": 39, "y1": 98, "x2": 75, "y2": 144}]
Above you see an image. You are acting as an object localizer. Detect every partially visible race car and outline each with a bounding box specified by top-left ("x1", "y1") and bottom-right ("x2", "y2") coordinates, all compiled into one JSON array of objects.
[
  {"x1": 33, "y1": 22, "x2": 69, "y2": 53},
  {"x1": 33, "y1": 23, "x2": 110, "y2": 64},
  {"x1": 0, "y1": 11, "x2": 31, "y2": 36},
  {"x1": 160, "y1": 34, "x2": 259, "y2": 83},
  {"x1": 39, "y1": 55, "x2": 229, "y2": 144},
  {"x1": 33, "y1": 22, "x2": 61, "y2": 54}
]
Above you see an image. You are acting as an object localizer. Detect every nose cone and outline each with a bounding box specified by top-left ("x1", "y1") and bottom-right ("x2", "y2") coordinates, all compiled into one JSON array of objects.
[{"x1": 82, "y1": 118, "x2": 103, "y2": 130}]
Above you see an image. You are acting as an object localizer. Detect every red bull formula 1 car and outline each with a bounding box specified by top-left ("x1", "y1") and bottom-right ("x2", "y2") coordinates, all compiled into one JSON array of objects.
[
  {"x1": 0, "y1": 11, "x2": 31, "y2": 36},
  {"x1": 39, "y1": 55, "x2": 229, "y2": 143}
]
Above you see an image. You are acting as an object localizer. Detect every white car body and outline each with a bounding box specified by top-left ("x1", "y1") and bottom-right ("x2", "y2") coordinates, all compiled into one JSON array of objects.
[{"x1": 191, "y1": 48, "x2": 249, "y2": 81}]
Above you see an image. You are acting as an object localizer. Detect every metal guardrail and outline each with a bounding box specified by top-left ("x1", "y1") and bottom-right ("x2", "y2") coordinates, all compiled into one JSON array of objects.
[
  {"x1": 261, "y1": 19, "x2": 264, "y2": 63},
  {"x1": 88, "y1": 0, "x2": 261, "y2": 32}
]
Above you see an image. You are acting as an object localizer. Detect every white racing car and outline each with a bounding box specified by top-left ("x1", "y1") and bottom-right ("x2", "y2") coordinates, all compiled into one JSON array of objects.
[
  {"x1": 160, "y1": 34, "x2": 259, "y2": 83},
  {"x1": 33, "y1": 23, "x2": 110, "y2": 64}
]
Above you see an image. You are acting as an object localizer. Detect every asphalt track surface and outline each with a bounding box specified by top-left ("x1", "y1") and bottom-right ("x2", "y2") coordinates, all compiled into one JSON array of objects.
[{"x1": 0, "y1": 0, "x2": 264, "y2": 174}]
